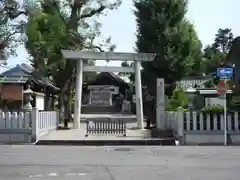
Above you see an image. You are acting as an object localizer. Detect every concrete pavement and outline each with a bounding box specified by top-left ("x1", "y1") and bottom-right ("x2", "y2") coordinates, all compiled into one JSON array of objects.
[
  {"x1": 37, "y1": 122, "x2": 176, "y2": 145},
  {"x1": 0, "y1": 145, "x2": 240, "y2": 179}
]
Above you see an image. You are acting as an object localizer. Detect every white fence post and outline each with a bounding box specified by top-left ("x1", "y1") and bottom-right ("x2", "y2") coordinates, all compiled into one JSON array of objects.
[
  {"x1": 213, "y1": 114, "x2": 218, "y2": 130},
  {"x1": 193, "y1": 112, "x2": 197, "y2": 131},
  {"x1": 164, "y1": 111, "x2": 240, "y2": 145},
  {"x1": 185, "y1": 112, "x2": 190, "y2": 131},
  {"x1": 31, "y1": 108, "x2": 39, "y2": 142},
  {"x1": 156, "y1": 78, "x2": 165, "y2": 129},
  {"x1": 227, "y1": 114, "x2": 232, "y2": 131},
  {"x1": 234, "y1": 112, "x2": 239, "y2": 131},
  {"x1": 6, "y1": 112, "x2": 11, "y2": 128},
  {"x1": 56, "y1": 111, "x2": 60, "y2": 128},
  {"x1": 0, "y1": 112, "x2": 5, "y2": 128},
  {"x1": 199, "y1": 113, "x2": 204, "y2": 130},
  {"x1": 177, "y1": 111, "x2": 184, "y2": 144}
]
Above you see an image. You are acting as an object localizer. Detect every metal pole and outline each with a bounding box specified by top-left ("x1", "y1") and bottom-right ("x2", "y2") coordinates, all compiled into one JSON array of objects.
[
  {"x1": 44, "y1": 78, "x2": 47, "y2": 110},
  {"x1": 224, "y1": 79, "x2": 227, "y2": 146}
]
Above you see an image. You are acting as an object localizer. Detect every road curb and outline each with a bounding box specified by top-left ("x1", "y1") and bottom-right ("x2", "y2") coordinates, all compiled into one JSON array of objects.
[{"x1": 35, "y1": 138, "x2": 176, "y2": 146}]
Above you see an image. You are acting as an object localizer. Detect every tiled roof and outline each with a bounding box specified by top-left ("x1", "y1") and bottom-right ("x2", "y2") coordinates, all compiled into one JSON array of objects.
[
  {"x1": 89, "y1": 72, "x2": 129, "y2": 86},
  {"x1": 101, "y1": 72, "x2": 127, "y2": 84},
  {"x1": 0, "y1": 65, "x2": 31, "y2": 77},
  {"x1": 0, "y1": 76, "x2": 29, "y2": 83},
  {"x1": 0, "y1": 63, "x2": 59, "y2": 90}
]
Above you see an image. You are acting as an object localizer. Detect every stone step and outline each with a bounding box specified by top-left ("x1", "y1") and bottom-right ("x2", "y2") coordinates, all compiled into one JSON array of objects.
[
  {"x1": 35, "y1": 138, "x2": 176, "y2": 146},
  {"x1": 80, "y1": 118, "x2": 138, "y2": 123},
  {"x1": 81, "y1": 105, "x2": 119, "y2": 113},
  {"x1": 80, "y1": 114, "x2": 138, "y2": 123}
]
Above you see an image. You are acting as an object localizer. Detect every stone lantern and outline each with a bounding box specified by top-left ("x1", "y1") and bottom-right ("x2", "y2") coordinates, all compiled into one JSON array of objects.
[{"x1": 23, "y1": 84, "x2": 33, "y2": 111}]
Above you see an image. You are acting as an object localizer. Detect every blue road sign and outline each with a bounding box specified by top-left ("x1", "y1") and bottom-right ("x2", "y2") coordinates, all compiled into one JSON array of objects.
[{"x1": 217, "y1": 68, "x2": 233, "y2": 78}]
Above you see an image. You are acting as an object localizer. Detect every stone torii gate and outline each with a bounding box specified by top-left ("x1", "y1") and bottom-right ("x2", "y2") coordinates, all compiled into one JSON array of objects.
[{"x1": 61, "y1": 50, "x2": 156, "y2": 129}]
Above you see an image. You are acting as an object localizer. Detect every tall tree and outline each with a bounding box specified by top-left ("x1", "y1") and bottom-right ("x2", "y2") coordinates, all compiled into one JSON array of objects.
[
  {"x1": 202, "y1": 28, "x2": 234, "y2": 74},
  {"x1": 24, "y1": 0, "x2": 121, "y2": 126},
  {"x1": 134, "y1": 0, "x2": 202, "y2": 95},
  {"x1": 0, "y1": 0, "x2": 26, "y2": 64},
  {"x1": 213, "y1": 28, "x2": 233, "y2": 54},
  {"x1": 202, "y1": 45, "x2": 223, "y2": 74}
]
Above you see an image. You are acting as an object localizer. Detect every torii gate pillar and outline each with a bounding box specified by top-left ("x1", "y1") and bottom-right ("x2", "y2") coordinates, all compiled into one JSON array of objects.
[
  {"x1": 73, "y1": 59, "x2": 83, "y2": 128},
  {"x1": 134, "y1": 61, "x2": 144, "y2": 129}
]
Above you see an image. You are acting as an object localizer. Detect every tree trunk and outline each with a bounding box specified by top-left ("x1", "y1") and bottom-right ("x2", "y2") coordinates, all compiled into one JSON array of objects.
[
  {"x1": 63, "y1": 94, "x2": 68, "y2": 128},
  {"x1": 44, "y1": 88, "x2": 51, "y2": 110},
  {"x1": 58, "y1": 73, "x2": 74, "y2": 128},
  {"x1": 66, "y1": 95, "x2": 72, "y2": 124},
  {"x1": 59, "y1": 91, "x2": 65, "y2": 127}
]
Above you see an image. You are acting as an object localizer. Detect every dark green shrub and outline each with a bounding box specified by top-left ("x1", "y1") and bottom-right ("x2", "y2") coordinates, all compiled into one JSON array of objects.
[
  {"x1": 201, "y1": 105, "x2": 225, "y2": 113},
  {"x1": 165, "y1": 88, "x2": 188, "y2": 111}
]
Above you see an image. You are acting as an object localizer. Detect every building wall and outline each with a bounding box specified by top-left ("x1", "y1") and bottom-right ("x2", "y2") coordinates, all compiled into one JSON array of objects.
[
  {"x1": 35, "y1": 94, "x2": 45, "y2": 110},
  {"x1": 0, "y1": 84, "x2": 23, "y2": 100},
  {"x1": 205, "y1": 97, "x2": 225, "y2": 106}
]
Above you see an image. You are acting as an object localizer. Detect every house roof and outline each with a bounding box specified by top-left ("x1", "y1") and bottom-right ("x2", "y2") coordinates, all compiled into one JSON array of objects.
[
  {"x1": 101, "y1": 72, "x2": 126, "y2": 84},
  {"x1": 88, "y1": 72, "x2": 129, "y2": 86},
  {"x1": 0, "y1": 63, "x2": 59, "y2": 90},
  {"x1": 0, "y1": 65, "x2": 30, "y2": 77}
]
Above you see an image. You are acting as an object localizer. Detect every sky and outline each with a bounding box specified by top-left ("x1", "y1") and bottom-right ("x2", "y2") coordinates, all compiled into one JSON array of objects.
[{"x1": 2, "y1": 0, "x2": 240, "y2": 72}]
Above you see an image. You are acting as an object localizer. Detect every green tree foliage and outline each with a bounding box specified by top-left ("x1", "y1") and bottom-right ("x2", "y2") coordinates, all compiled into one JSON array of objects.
[
  {"x1": 202, "y1": 45, "x2": 223, "y2": 74},
  {"x1": 230, "y1": 95, "x2": 240, "y2": 111},
  {"x1": 0, "y1": 0, "x2": 26, "y2": 62},
  {"x1": 213, "y1": 28, "x2": 233, "y2": 54},
  {"x1": 25, "y1": 0, "x2": 119, "y2": 84},
  {"x1": 24, "y1": 0, "x2": 121, "y2": 90},
  {"x1": 134, "y1": 0, "x2": 203, "y2": 95},
  {"x1": 202, "y1": 28, "x2": 234, "y2": 74},
  {"x1": 165, "y1": 88, "x2": 188, "y2": 111},
  {"x1": 23, "y1": 0, "x2": 121, "y2": 126}
]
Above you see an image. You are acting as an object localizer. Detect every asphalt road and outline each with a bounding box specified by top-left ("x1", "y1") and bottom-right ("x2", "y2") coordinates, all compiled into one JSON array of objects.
[{"x1": 1, "y1": 145, "x2": 240, "y2": 180}]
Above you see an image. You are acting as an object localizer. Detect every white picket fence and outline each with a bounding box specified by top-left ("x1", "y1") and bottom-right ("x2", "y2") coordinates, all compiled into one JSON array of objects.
[
  {"x1": 165, "y1": 111, "x2": 240, "y2": 145},
  {"x1": 35, "y1": 110, "x2": 58, "y2": 139},
  {"x1": 0, "y1": 108, "x2": 59, "y2": 143}
]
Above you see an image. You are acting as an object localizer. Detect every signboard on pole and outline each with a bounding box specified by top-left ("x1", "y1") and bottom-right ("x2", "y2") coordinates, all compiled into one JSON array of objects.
[
  {"x1": 217, "y1": 80, "x2": 228, "y2": 95},
  {"x1": 217, "y1": 68, "x2": 233, "y2": 78},
  {"x1": 216, "y1": 67, "x2": 233, "y2": 146}
]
